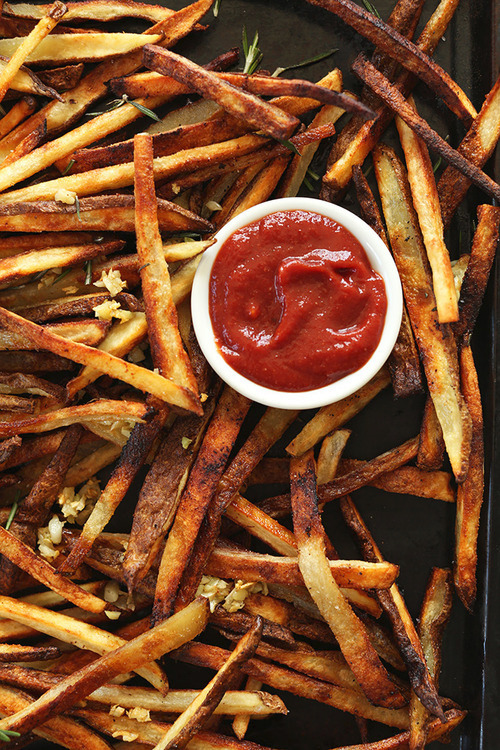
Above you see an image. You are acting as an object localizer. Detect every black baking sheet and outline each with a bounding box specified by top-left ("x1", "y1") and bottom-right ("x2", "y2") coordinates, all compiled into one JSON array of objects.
[{"x1": 15, "y1": 0, "x2": 499, "y2": 748}]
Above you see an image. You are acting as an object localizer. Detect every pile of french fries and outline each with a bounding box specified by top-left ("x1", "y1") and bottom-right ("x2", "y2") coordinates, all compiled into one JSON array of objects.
[{"x1": 0, "y1": 0, "x2": 497, "y2": 747}]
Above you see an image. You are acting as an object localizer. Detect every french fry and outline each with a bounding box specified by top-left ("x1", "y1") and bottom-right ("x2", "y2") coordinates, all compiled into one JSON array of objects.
[
  {"x1": 286, "y1": 368, "x2": 390, "y2": 456},
  {"x1": 454, "y1": 205, "x2": 500, "y2": 346},
  {"x1": 290, "y1": 451, "x2": 404, "y2": 709},
  {"x1": 307, "y1": 0, "x2": 476, "y2": 124},
  {"x1": 142, "y1": 46, "x2": 300, "y2": 141},
  {"x1": 0, "y1": 1, "x2": 67, "y2": 105},
  {"x1": 175, "y1": 408, "x2": 298, "y2": 612},
  {"x1": 134, "y1": 132, "x2": 199, "y2": 399},
  {"x1": 0, "y1": 594, "x2": 168, "y2": 691},
  {"x1": 0, "y1": 307, "x2": 203, "y2": 413},
  {"x1": 0, "y1": 318, "x2": 109, "y2": 350},
  {"x1": 417, "y1": 395, "x2": 445, "y2": 470},
  {"x1": 340, "y1": 497, "x2": 444, "y2": 720},
  {"x1": 373, "y1": 144, "x2": 472, "y2": 481},
  {"x1": 0, "y1": 61, "x2": 61, "y2": 99},
  {"x1": 152, "y1": 388, "x2": 250, "y2": 622},
  {"x1": 354, "y1": 56, "x2": 500, "y2": 203},
  {"x1": 439, "y1": 76, "x2": 500, "y2": 228},
  {"x1": 154, "y1": 619, "x2": 262, "y2": 750},
  {"x1": 225, "y1": 494, "x2": 297, "y2": 556},
  {"x1": 0, "y1": 643, "x2": 60, "y2": 662},
  {"x1": 206, "y1": 544, "x2": 399, "y2": 590},
  {"x1": 0, "y1": 96, "x2": 36, "y2": 140},
  {"x1": 58, "y1": 405, "x2": 169, "y2": 575},
  {"x1": 3, "y1": 1, "x2": 176, "y2": 23},
  {"x1": 454, "y1": 345, "x2": 484, "y2": 611},
  {"x1": 0, "y1": 598, "x2": 208, "y2": 736},
  {"x1": 396, "y1": 98, "x2": 458, "y2": 324},
  {"x1": 409, "y1": 568, "x2": 452, "y2": 750},
  {"x1": 318, "y1": 436, "x2": 419, "y2": 502},
  {"x1": 37, "y1": 62, "x2": 85, "y2": 92},
  {"x1": 232, "y1": 676, "x2": 263, "y2": 740},
  {"x1": 0, "y1": 684, "x2": 115, "y2": 750},
  {"x1": 174, "y1": 641, "x2": 409, "y2": 728},
  {"x1": 0, "y1": 350, "x2": 74, "y2": 373}
]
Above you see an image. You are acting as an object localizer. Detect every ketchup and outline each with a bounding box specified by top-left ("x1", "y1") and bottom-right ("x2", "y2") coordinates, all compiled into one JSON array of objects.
[{"x1": 209, "y1": 210, "x2": 387, "y2": 392}]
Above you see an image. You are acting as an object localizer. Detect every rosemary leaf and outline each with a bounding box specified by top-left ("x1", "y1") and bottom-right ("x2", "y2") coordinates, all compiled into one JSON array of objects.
[
  {"x1": 84, "y1": 259, "x2": 93, "y2": 285},
  {"x1": 53, "y1": 268, "x2": 73, "y2": 285},
  {"x1": 5, "y1": 497, "x2": 19, "y2": 531},
  {"x1": 242, "y1": 28, "x2": 263, "y2": 75},
  {"x1": 272, "y1": 48, "x2": 338, "y2": 77},
  {"x1": 213, "y1": 0, "x2": 222, "y2": 17},
  {"x1": 62, "y1": 158, "x2": 76, "y2": 176},
  {"x1": 362, "y1": 0, "x2": 381, "y2": 18},
  {"x1": 0, "y1": 730, "x2": 21, "y2": 742},
  {"x1": 279, "y1": 139, "x2": 300, "y2": 156},
  {"x1": 123, "y1": 95, "x2": 161, "y2": 122}
]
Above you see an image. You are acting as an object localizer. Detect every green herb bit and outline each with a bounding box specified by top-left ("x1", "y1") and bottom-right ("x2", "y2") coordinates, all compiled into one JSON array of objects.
[
  {"x1": 272, "y1": 48, "x2": 338, "y2": 77},
  {"x1": 53, "y1": 268, "x2": 73, "y2": 285},
  {"x1": 0, "y1": 730, "x2": 21, "y2": 742},
  {"x1": 279, "y1": 139, "x2": 300, "y2": 156},
  {"x1": 432, "y1": 135, "x2": 449, "y2": 173},
  {"x1": 122, "y1": 95, "x2": 161, "y2": 122},
  {"x1": 362, "y1": 0, "x2": 381, "y2": 18},
  {"x1": 62, "y1": 158, "x2": 76, "y2": 176},
  {"x1": 302, "y1": 165, "x2": 320, "y2": 191},
  {"x1": 213, "y1": 0, "x2": 222, "y2": 17},
  {"x1": 363, "y1": 163, "x2": 374, "y2": 178},
  {"x1": 31, "y1": 269, "x2": 49, "y2": 283},
  {"x1": 5, "y1": 497, "x2": 19, "y2": 531},
  {"x1": 242, "y1": 27, "x2": 263, "y2": 75},
  {"x1": 84, "y1": 259, "x2": 93, "y2": 285},
  {"x1": 86, "y1": 98, "x2": 125, "y2": 117}
]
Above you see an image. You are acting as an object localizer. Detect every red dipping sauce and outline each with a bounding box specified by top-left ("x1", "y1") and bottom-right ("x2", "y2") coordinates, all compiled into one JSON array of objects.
[{"x1": 209, "y1": 210, "x2": 387, "y2": 393}]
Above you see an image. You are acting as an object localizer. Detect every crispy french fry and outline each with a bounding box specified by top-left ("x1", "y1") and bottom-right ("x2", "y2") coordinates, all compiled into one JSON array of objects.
[
  {"x1": 0, "y1": 1, "x2": 67, "y2": 104},
  {"x1": 287, "y1": 368, "x2": 390, "y2": 456},
  {"x1": 373, "y1": 144, "x2": 472, "y2": 481},
  {"x1": 3, "y1": 1, "x2": 176, "y2": 23},
  {"x1": 0, "y1": 96, "x2": 36, "y2": 140},
  {"x1": 152, "y1": 388, "x2": 250, "y2": 622},
  {"x1": 0, "y1": 643, "x2": 60, "y2": 662},
  {"x1": 396, "y1": 98, "x2": 458, "y2": 324},
  {"x1": 340, "y1": 497, "x2": 444, "y2": 719},
  {"x1": 0, "y1": 598, "x2": 208, "y2": 736},
  {"x1": 409, "y1": 568, "x2": 452, "y2": 750},
  {"x1": 439, "y1": 76, "x2": 500, "y2": 228},
  {"x1": 291, "y1": 452, "x2": 404, "y2": 709},
  {"x1": 417, "y1": 395, "x2": 445, "y2": 470}
]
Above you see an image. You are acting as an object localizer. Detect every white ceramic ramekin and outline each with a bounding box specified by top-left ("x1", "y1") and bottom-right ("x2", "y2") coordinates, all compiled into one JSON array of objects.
[{"x1": 191, "y1": 197, "x2": 402, "y2": 409}]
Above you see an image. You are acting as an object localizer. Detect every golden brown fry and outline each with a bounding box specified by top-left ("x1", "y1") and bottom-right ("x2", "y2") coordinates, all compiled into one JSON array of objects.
[
  {"x1": 0, "y1": 1, "x2": 67, "y2": 105},
  {"x1": 373, "y1": 144, "x2": 472, "y2": 481},
  {"x1": 439, "y1": 76, "x2": 500, "y2": 228},
  {"x1": 134, "y1": 132, "x2": 199, "y2": 400},
  {"x1": 153, "y1": 388, "x2": 250, "y2": 622},
  {"x1": 354, "y1": 56, "x2": 500, "y2": 203},
  {"x1": 3, "y1": 1, "x2": 176, "y2": 23},
  {"x1": 340, "y1": 497, "x2": 444, "y2": 720},
  {"x1": 396, "y1": 98, "x2": 458, "y2": 324},
  {"x1": 0, "y1": 96, "x2": 36, "y2": 140},
  {"x1": 291, "y1": 452, "x2": 404, "y2": 709},
  {"x1": 174, "y1": 641, "x2": 409, "y2": 728},
  {"x1": 58, "y1": 406, "x2": 169, "y2": 575},
  {"x1": 142, "y1": 46, "x2": 299, "y2": 141},
  {"x1": 417, "y1": 395, "x2": 445, "y2": 471},
  {"x1": 286, "y1": 368, "x2": 390, "y2": 456},
  {"x1": 0, "y1": 598, "x2": 208, "y2": 737},
  {"x1": 0, "y1": 307, "x2": 201, "y2": 412},
  {"x1": 308, "y1": 0, "x2": 475, "y2": 123},
  {"x1": 454, "y1": 345, "x2": 484, "y2": 611},
  {"x1": 155, "y1": 619, "x2": 262, "y2": 750},
  {"x1": 225, "y1": 494, "x2": 297, "y2": 556},
  {"x1": 409, "y1": 568, "x2": 452, "y2": 750},
  {"x1": 0, "y1": 643, "x2": 60, "y2": 662}
]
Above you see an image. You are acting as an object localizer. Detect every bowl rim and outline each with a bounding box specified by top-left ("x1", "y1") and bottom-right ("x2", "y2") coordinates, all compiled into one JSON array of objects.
[{"x1": 191, "y1": 197, "x2": 403, "y2": 410}]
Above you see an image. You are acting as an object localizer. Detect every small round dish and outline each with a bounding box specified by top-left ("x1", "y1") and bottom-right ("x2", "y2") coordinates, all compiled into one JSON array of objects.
[{"x1": 191, "y1": 197, "x2": 402, "y2": 410}]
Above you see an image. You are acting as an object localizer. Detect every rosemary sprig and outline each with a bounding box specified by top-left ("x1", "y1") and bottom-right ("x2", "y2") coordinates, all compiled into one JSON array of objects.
[
  {"x1": 279, "y1": 139, "x2": 300, "y2": 156},
  {"x1": 5, "y1": 493, "x2": 20, "y2": 531},
  {"x1": 302, "y1": 166, "x2": 320, "y2": 191},
  {"x1": 122, "y1": 95, "x2": 161, "y2": 122},
  {"x1": 53, "y1": 268, "x2": 73, "y2": 285},
  {"x1": 362, "y1": 0, "x2": 381, "y2": 18},
  {"x1": 62, "y1": 158, "x2": 76, "y2": 176},
  {"x1": 272, "y1": 49, "x2": 338, "y2": 77},
  {"x1": 0, "y1": 730, "x2": 21, "y2": 743},
  {"x1": 86, "y1": 98, "x2": 125, "y2": 117},
  {"x1": 432, "y1": 134, "x2": 450, "y2": 173},
  {"x1": 242, "y1": 27, "x2": 263, "y2": 75},
  {"x1": 84, "y1": 259, "x2": 93, "y2": 285},
  {"x1": 213, "y1": 0, "x2": 222, "y2": 17},
  {"x1": 75, "y1": 194, "x2": 81, "y2": 221}
]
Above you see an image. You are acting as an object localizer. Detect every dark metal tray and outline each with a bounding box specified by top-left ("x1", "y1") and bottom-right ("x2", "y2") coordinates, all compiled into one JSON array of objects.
[{"x1": 19, "y1": 0, "x2": 498, "y2": 748}]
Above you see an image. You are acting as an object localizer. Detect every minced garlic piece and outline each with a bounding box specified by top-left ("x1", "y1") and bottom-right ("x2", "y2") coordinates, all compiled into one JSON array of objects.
[
  {"x1": 57, "y1": 478, "x2": 100, "y2": 524},
  {"x1": 196, "y1": 575, "x2": 232, "y2": 613},
  {"x1": 111, "y1": 730, "x2": 139, "y2": 742},
  {"x1": 54, "y1": 188, "x2": 76, "y2": 205},
  {"x1": 109, "y1": 705, "x2": 126, "y2": 717},
  {"x1": 104, "y1": 580, "x2": 121, "y2": 603},
  {"x1": 223, "y1": 580, "x2": 268, "y2": 613},
  {"x1": 94, "y1": 269, "x2": 127, "y2": 297},
  {"x1": 205, "y1": 200, "x2": 222, "y2": 212},
  {"x1": 93, "y1": 299, "x2": 132, "y2": 323},
  {"x1": 127, "y1": 707, "x2": 150, "y2": 723},
  {"x1": 38, "y1": 516, "x2": 65, "y2": 561},
  {"x1": 105, "y1": 610, "x2": 121, "y2": 620},
  {"x1": 181, "y1": 436, "x2": 193, "y2": 450}
]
